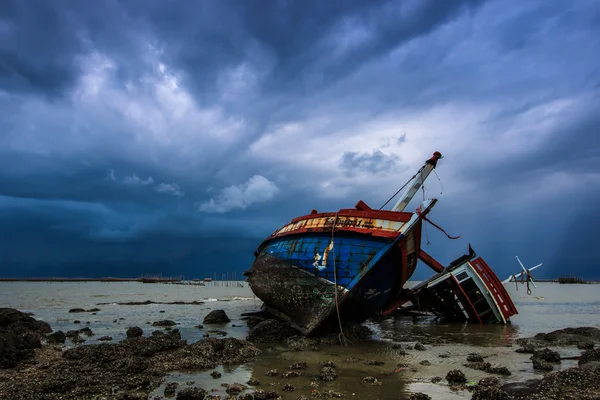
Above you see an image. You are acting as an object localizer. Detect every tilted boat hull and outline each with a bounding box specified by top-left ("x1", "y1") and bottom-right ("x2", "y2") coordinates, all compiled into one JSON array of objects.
[{"x1": 246, "y1": 199, "x2": 435, "y2": 335}]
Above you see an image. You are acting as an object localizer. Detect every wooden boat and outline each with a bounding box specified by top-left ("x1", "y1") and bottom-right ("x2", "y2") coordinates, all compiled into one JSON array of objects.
[
  {"x1": 382, "y1": 245, "x2": 518, "y2": 324},
  {"x1": 244, "y1": 152, "x2": 445, "y2": 335}
]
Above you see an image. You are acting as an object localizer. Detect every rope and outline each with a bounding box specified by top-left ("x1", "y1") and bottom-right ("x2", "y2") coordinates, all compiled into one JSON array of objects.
[
  {"x1": 378, "y1": 164, "x2": 427, "y2": 210},
  {"x1": 433, "y1": 169, "x2": 444, "y2": 195},
  {"x1": 416, "y1": 208, "x2": 461, "y2": 240},
  {"x1": 331, "y1": 213, "x2": 349, "y2": 346}
]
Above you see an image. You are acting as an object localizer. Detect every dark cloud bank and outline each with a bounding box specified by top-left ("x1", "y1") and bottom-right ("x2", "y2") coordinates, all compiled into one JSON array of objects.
[{"x1": 1, "y1": 0, "x2": 599, "y2": 279}]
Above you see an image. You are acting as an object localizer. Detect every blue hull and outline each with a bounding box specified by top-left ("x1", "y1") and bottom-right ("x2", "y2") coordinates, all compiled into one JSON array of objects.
[
  {"x1": 259, "y1": 234, "x2": 391, "y2": 287},
  {"x1": 247, "y1": 224, "x2": 422, "y2": 335}
]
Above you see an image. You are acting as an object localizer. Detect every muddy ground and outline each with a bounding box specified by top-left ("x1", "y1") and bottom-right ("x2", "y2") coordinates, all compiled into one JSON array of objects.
[{"x1": 1, "y1": 308, "x2": 600, "y2": 400}]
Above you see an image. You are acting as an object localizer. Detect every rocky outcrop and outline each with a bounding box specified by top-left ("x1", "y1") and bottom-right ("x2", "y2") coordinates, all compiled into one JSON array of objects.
[
  {"x1": 0, "y1": 308, "x2": 52, "y2": 368},
  {"x1": 0, "y1": 322, "x2": 261, "y2": 400}
]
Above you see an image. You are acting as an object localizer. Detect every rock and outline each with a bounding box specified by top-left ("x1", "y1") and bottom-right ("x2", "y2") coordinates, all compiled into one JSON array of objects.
[
  {"x1": 281, "y1": 370, "x2": 300, "y2": 378},
  {"x1": 446, "y1": 369, "x2": 467, "y2": 384},
  {"x1": 577, "y1": 340, "x2": 595, "y2": 350},
  {"x1": 87, "y1": 308, "x2": 101, "y2": 312},
  {"x1": 210, "y1": 370, "x2": 221, "y2": 379},
  {"x1": 72, "y1": 336, "x2": 86, "y2": 344},
  {"x1": 319, "y1": 366, "x2": 336, "y2": 382},
  {"x1": 408, "y1": 394, "x2": 431, "y2": 400},
  {"x1": 500, "y1": 380, "x2": 542, "y2": 398},
  {"x1": 98, "y1": 336, "x2": 113, "y2": 341},
  {"x1": 517, "y1": 327, "x2": 600, "y2": 348},
  {"x1": 579, "y1": 348, "x2": 600, "y2": 366},
  {"x1": 515, "y1": 344, "x2": 536, "y2": 353},
  {"x1": 282, "y1": 383, "x2": 295, "y2": 392},
  {"x1": 419, "y1": 360, "x2": 431, "y2": 366},
  {"x1": 47, "y1": 331, "x2": 67, "y2": 344},
  {"x1": 289, "y1": 362, "x2": 307, "y2": 369},
  {"x1": 160, "y1": 310, "x2": 166, "y2": 313},
  {"x1": 285, "y1": 336, "x2": 316, "y2": 351},
  {"x1": 79, "y1": 327, "x2": 94, "y2": 337},
  {"x1": 225, "y1": 383, "x2": 244, "y2": 394},
  {"x1": 245, "y1": 316, "x2": 264, "y2": 329},
  {"x1": 73, "y1": 320, "x2": 81, "y2": 324},
  {"x1": 531, "y1": 348, "x2": 561, "y2": 363},
  {"x1": 66, "y1": 330, "x2": 79, "y2": 337},
  {"x1": 68, "y1": 308, "x2": 86, "y2": 313},
  {"x1": 414, "y1": 342, "x2": 426, "y2": 351},
  {"x1": 471, "y1": 387, "x2": 510, "y2": 400},
  {"x1": 246, "y1": 379, "x2": 260, "y2": 386},
  {"x1": 152, "y1": 320, "x2": 177, "y2": 327},
  {"x1": 532, "y1": 358, "x2": 554, "y2": 371},
  {"x1": 165, "y1": 382, "x2": 179, "y2": 397},
  {"x1": 465, "y1": 362, "x2": 511, "y2": 376},
  {"x1": 265, "y1": 369, "x2": 278, "y2": 376},
  {"x1": 362, "y1": 376, "x2": 382, "y2": 385},
  {"x1": 321, "y1": 361, "x2": 335, "y2": 367},
  {"x1": 246, "y1": 320, "x2": 299, "y2": 343},
  {"x1": 0, "y1": 308, "x2": 52, "y2": 368},
  {"x1": 489, "y1": 366, "x2": 511, "y2": 376},
  {"x1": 196, "y1": 325, "x2": 203, "y2": 329},
  {"x1": 467, "y1": 354, "x2": 484, "y2": 363},
  {"x1": 203, "y1": 310, "x2": 230, "y2": 324},
  {"x1": 431, "y1": 376, "x2": 442, "y2": 383},
  {"x1": 127, "y1": 326, "x2": 144, "y2": 338},
  {"x1": 176, "y1": 387, "x2": 207, "y2": 400}
]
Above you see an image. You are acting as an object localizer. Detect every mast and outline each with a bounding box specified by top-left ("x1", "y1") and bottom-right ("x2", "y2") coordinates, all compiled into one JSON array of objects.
[{"x1": 391, "y1": 151, "x2": 443, "y2": 212}]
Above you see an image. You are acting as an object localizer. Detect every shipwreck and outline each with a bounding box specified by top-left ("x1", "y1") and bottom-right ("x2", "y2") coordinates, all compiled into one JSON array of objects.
[{"x1": 244, "y1": 151, "x2": 518, "y2": 335}]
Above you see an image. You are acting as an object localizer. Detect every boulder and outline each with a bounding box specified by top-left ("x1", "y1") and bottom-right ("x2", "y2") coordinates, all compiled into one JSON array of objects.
[
  {"x1": 68, "y1": 308, "x2": 86, "y2": 313},
  {"x1": 127, "y1": 326, "x2": 144, "y2": 338},
  {"x1": 203, "y1": 310, "x2": 230, "y2": 324},
  {"x1": 446, "y1": 369, "x2": 467, "y2": 384},
  {"x1": 46, "y1": 331, "x2": 67, "y2": 344},
  {"x1": 531, "y1": 348, "x2": 561, "y2": 363}
]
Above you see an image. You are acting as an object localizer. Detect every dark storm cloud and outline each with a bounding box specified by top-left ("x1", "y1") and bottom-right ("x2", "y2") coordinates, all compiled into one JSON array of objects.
[{"x1": 0, "y1": 0, "x2": 599, "y2": 279}]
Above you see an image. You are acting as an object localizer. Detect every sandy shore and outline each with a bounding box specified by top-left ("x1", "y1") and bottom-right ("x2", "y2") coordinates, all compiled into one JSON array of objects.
[{"x1": 1, "y1": 307, "x2": 600, "y2": 399}]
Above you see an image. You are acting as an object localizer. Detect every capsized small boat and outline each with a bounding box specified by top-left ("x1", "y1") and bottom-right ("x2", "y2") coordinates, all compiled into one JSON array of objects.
[
  {"x1": 382, "y1": 245, "x2": 518, "y2": 324},
  {"x1": 244, "y1": 151, "x2": 445, "y2": 335}
]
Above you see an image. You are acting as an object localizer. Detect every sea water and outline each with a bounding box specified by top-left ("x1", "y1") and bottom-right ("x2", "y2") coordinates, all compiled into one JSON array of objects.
[{"x1": 2, "y1": 281, "x2": 600, "y2": 399}]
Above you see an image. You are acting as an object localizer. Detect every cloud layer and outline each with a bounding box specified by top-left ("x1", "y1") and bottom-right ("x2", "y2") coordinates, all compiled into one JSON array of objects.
[{"x1": 1, "y1": 0, "x2": 599, "y2": 279}]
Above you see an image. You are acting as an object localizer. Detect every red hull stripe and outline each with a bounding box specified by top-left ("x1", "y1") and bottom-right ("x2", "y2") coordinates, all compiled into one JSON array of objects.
[
  {"x1": 268, "y1": 226, "x2": 401, "y2": 240},
  {"x1": 290, "y1": 208, "x2": 413, "y2": 224},
  {"x1": 470, "y1": 258, "x2": 518, "y2": 319}
]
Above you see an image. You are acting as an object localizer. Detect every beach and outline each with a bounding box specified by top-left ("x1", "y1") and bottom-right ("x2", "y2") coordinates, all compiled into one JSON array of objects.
[{"x1": 1, "y1": 281, "x2": 600, "y2": 399}]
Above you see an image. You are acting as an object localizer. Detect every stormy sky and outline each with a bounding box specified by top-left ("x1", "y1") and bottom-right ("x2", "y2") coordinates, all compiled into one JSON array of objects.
[{"x1": 1, "y1": 0, "x2": 599, "y2": 280}]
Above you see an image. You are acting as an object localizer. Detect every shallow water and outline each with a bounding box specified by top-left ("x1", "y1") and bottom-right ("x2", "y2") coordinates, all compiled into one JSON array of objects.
[{"x1": 1, "y1": 281, "x2": 599, "y2": 399}]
